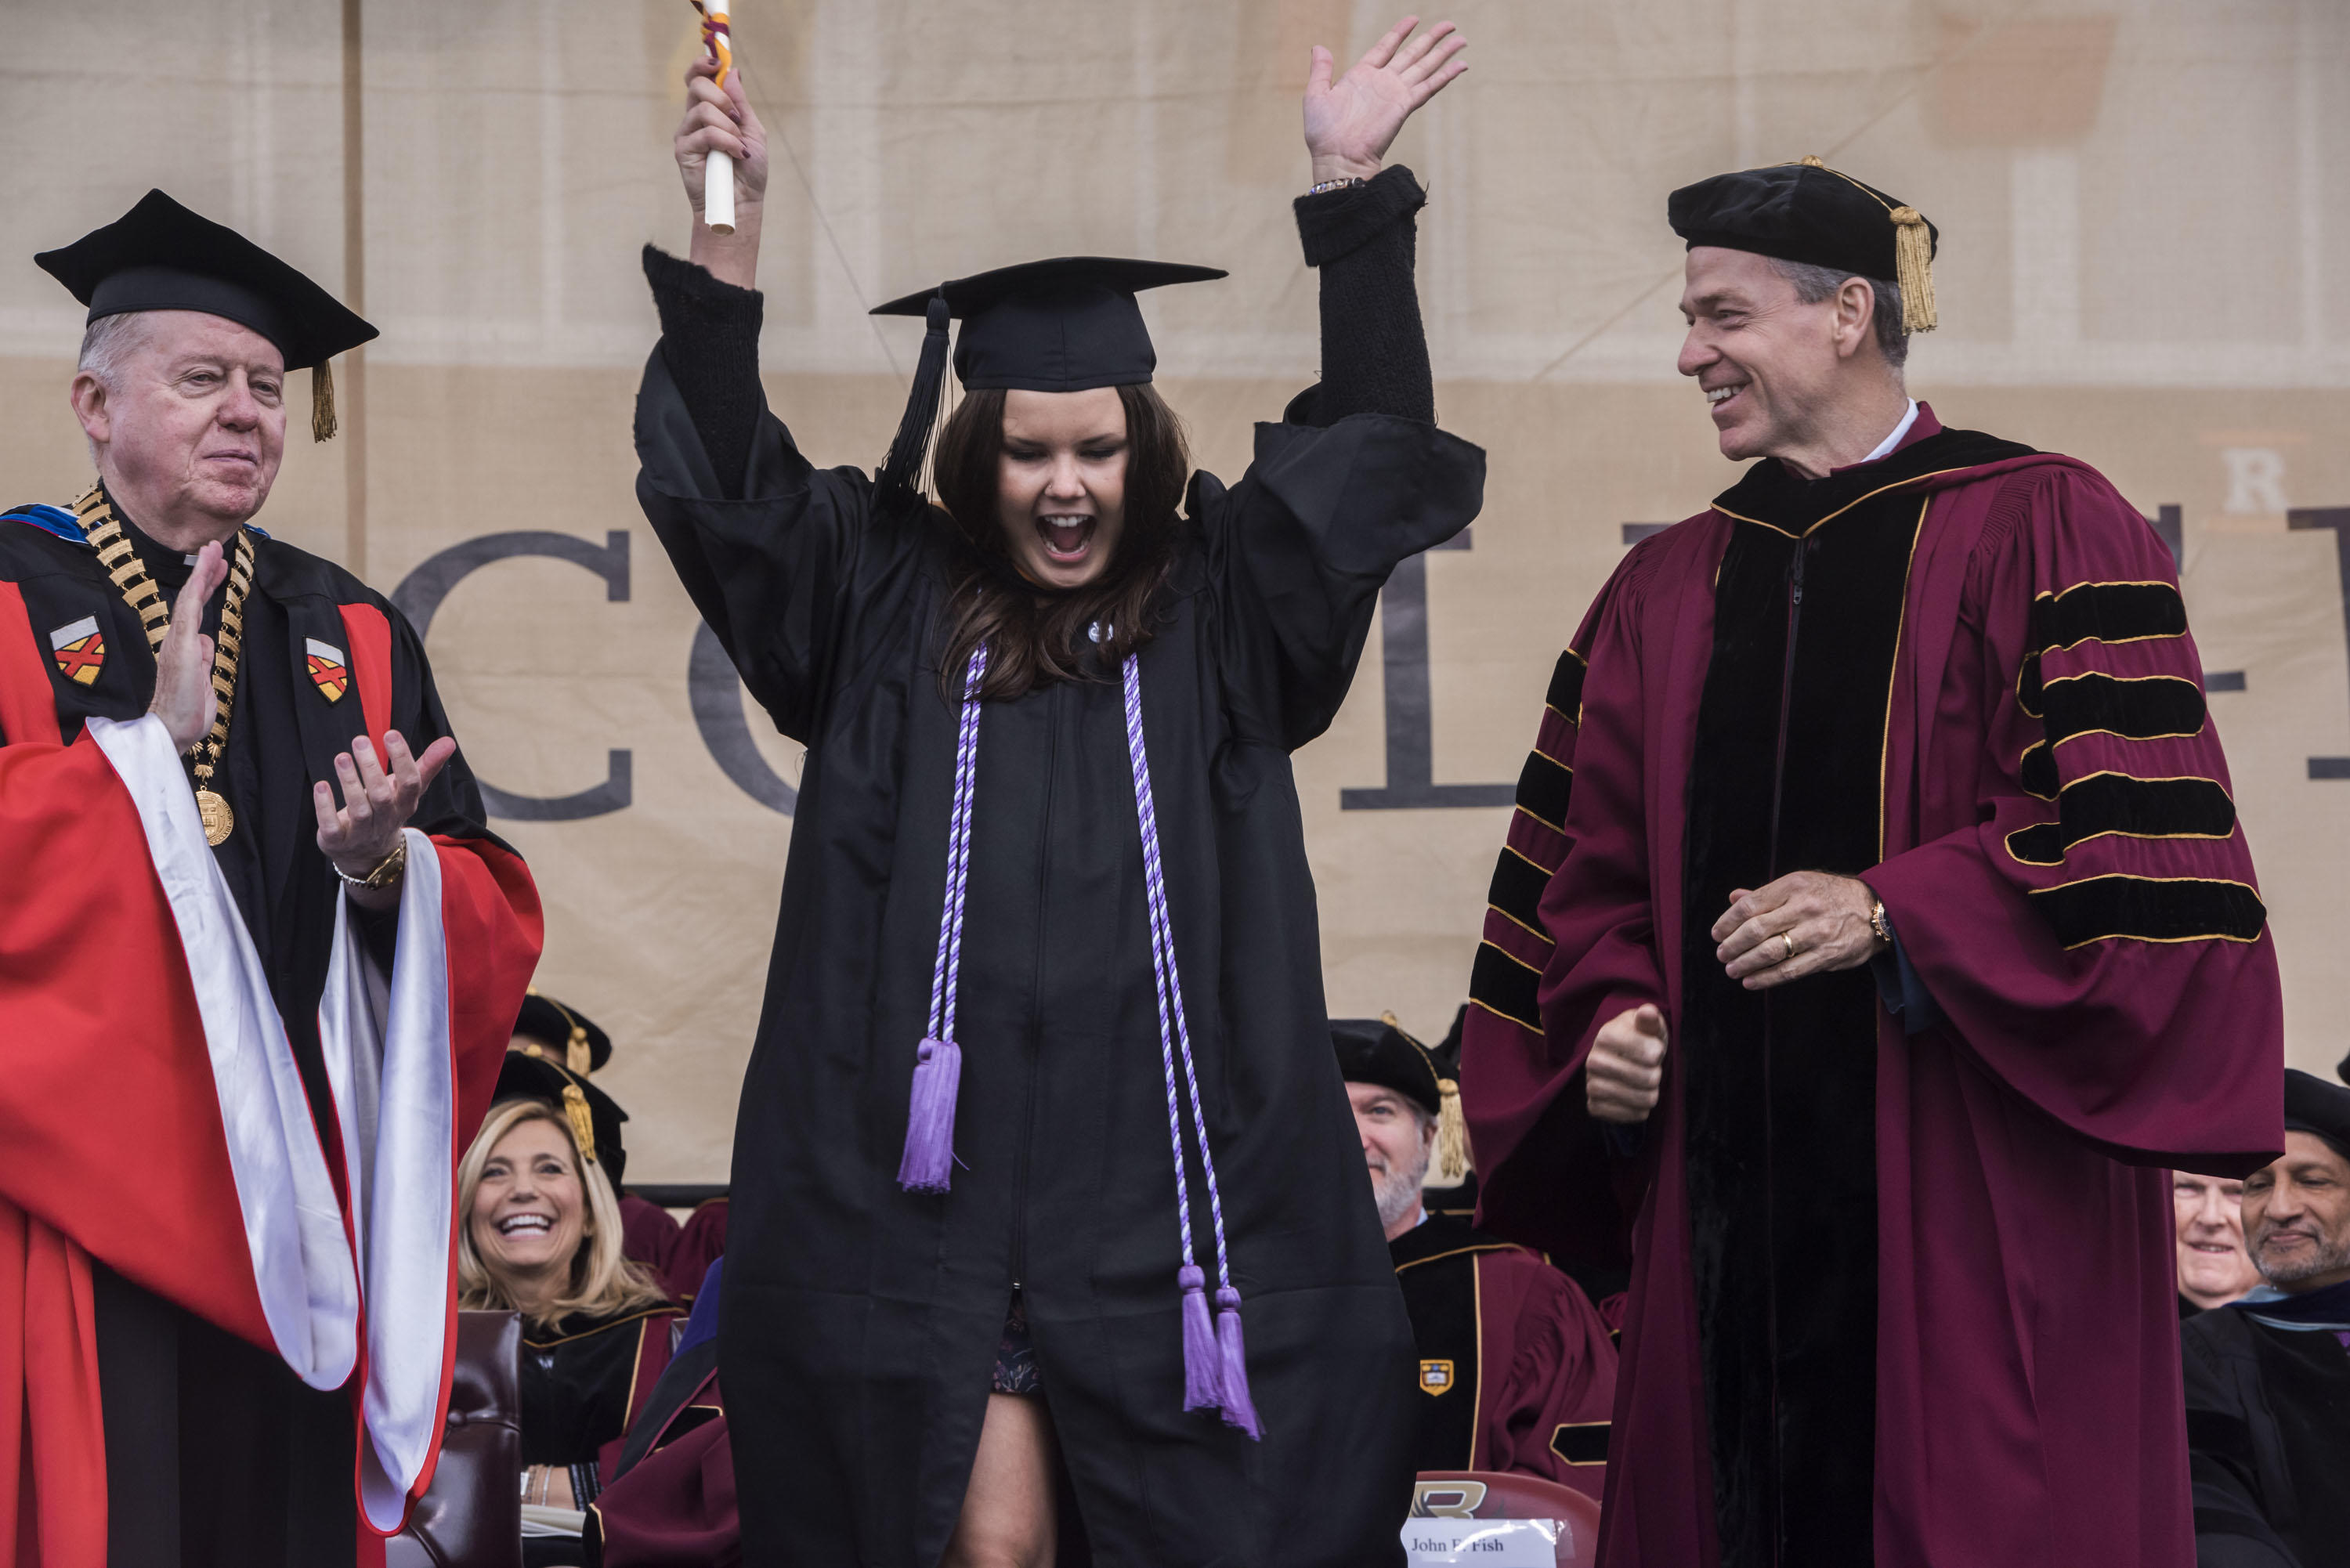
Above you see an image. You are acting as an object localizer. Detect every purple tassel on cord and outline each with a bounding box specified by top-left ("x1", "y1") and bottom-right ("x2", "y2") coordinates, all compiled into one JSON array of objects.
[
  {"x1": 896, "y1": 1036, "x2": 961, "y2": 1192},
  {"x1": 1178, "y1": 1266, "x2": 1221, "y2": 1411},
  {"x1": 1213, "y1": 1286, "x2": 1264, "y2": 1439}
]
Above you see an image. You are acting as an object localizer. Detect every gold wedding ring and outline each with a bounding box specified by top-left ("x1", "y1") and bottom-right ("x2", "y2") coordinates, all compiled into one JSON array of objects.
[{"x1": 1781, "y1": 933, "x2": 1798, "y2": 963}]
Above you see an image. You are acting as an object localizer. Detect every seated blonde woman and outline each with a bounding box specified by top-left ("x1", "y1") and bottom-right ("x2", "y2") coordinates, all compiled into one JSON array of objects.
[{"x1": 458, "y1": 1098, "x2": 682, "y2": 1561}]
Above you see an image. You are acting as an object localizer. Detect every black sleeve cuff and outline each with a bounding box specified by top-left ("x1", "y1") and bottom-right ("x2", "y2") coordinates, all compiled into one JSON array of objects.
[
  {"x1": 643, "y1": 245, "x2": 765, "y2": 500},
  {"x1": 1293, "y1": 164, "x2": 1428, "y2": 269},
  {"x1": 643, "y1": 244, "x2": 764, "y2": 333}
]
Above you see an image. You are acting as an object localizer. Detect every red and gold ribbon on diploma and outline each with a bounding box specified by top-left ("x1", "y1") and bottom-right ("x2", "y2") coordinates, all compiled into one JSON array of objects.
[{"x1": 692, "y1": 1, "x2": 736, "y2": 234}]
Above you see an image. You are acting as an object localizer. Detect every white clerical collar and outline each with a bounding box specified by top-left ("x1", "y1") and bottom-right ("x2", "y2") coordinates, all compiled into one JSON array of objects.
[{"x1": 1860, "y1": 399, "x2": 1921, "y2": 465}]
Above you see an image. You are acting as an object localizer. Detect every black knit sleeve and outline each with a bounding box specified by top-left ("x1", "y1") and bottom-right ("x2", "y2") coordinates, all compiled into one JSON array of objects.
[
  {"x1": 1290, "y1": 164, "x2": 1434, "y2": 425},
  {"x1": 642, "y1": 245, "x2": 765, "y2": 500}
]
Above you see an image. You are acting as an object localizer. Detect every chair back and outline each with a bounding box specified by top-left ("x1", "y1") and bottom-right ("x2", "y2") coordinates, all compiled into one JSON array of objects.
[
  {"x1": 1408, "y1": 1471, "x2": 1603, "y2": 1568},
  {"x1": 387, "y1": 1310, "x2": 523, "y2": 1568}
]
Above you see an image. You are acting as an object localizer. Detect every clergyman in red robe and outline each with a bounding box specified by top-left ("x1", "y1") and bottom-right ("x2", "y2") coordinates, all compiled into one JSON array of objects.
[
  {"x1": 1459, "y1": 158, "x2": 2283, "y2": 1568},
  {"x1": 0, "y1": 193, "x2": 542, "y2": 1567}
]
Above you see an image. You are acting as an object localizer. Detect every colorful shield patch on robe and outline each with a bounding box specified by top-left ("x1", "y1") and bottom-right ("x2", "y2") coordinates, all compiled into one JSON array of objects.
[
  {"x1": 306, "y1": 638, "x2": 349, "y2": 703},
  {"x1": 49, "y1": 616, "x2": 104, "y2": 685},
  {"x1": 1419, "y1": 1358, "x2": 1455, "y2": 1396}
]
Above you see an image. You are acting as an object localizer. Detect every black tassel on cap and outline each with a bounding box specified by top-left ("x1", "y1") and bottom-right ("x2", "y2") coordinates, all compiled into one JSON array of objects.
[{"x1": 877, "y1": 293, "x2": 952, "y2": 514}]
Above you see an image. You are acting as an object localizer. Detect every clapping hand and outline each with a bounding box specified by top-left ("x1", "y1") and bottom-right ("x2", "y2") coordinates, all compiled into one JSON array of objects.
[
  {"x1": 314, "y1": 730, "x2": 457, "y2": 906},
  {"x1": 146, "y1": 541, "x2": 227, "y2": 753},
  {"x1": 1303, "y1": 15, "x2": 1468, "y2": 186}
]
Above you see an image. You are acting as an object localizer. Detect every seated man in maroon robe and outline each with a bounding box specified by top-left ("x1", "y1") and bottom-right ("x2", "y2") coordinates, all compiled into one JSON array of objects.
[
  {"x1": 1336, "y1": 1017, "x2": 1616, "y2": 1499},
  {"x1": 1459, "y1": 157, "x2": 2283, "y2": 1568}
]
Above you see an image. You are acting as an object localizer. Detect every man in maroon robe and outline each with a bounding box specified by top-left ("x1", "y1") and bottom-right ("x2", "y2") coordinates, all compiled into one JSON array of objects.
[
  {"x1": 1459, "y1": 157, "x2": 2283, "y2": 1567},
  {"x1": 1337, "y1": 1018, "x2": 1618, "y2": 1498}
]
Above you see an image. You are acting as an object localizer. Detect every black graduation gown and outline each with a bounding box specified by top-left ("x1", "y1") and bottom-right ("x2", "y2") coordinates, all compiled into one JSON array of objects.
[
  {"x1": 2183, "y1": 1294, "x2": 2350, "y2": 1568},
  {"x1": 0, "y1": 502, "x2": 501, "y2": 1568},
  {"x1": 634, "y1": 345, "x2": 1484, "y2": 1563}
]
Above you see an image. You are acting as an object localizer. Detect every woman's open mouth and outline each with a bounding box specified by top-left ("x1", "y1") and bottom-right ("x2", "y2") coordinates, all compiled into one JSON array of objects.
[
  {"x1": 497, "y1": 1213, "x2": 553, "y2": 1237},
  {"x1": 1036, "y1": 514, "x2": 1097, "y2": 564}
]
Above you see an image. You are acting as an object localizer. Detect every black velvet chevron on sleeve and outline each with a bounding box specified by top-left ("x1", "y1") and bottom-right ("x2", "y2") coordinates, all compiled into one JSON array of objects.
[
  {"x1": 1291, "y1": 164, "x2": 1435, "y2": 425},
  {"x1": 642, "y1": 244, "x2": 766, "y2": 500}
]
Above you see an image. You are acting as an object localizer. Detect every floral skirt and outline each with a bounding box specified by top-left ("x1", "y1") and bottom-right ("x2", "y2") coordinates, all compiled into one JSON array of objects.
[{"x1": 992, "y1": 1293, "x2": 1041, "y2": 1396}]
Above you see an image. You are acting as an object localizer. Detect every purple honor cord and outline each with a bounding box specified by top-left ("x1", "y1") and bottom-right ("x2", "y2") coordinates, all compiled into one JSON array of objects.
[
  {"x1": 896, "y1": 643, "x2": 989, "y2": 1192},
  {"x1": 895, "y1": 639, "x2": 1263, "y2": 1440}
]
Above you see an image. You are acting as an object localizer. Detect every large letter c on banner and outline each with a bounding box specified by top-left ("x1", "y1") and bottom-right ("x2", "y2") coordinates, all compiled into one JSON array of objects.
[{"x1": 390, "y1": 531, "x2": 633, "y2": 821}]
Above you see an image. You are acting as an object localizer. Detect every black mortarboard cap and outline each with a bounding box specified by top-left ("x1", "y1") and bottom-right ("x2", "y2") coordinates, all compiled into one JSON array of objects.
[
  {"x1": 1668, "y1": 157, "x2": 1940, "y2": 332},
  {"x1": 512, "y1": 992, "x2": 613, "y2": 1075},
  {"x1": 866, "y1": 257, "x2": 1224, "y2": 511},
  {"x1": 496, "y1": 1049, "x2": 631, "y2": 1189},
  {"x1": 2284, "y1": 1068, "x2": 2350, "y2": 1164},
  {"x1": 871, "y1": 257, "x2": 1225, "y2": 393},
  {"x1": 34, "y1": 190, "x2": 376, "y2": 439}
]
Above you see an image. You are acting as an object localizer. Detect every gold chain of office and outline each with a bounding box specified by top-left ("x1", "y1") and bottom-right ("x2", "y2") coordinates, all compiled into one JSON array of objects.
[{"x1": 75, "y1": 484, "x2": 253, "y2": 846}]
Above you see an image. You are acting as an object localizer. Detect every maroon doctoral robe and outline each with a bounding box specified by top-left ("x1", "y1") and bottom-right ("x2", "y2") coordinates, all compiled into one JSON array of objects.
[
  {"x1": 1460, "y1": 405, "x2": 2283, "y2": 1568},
  {"x1": 1391, "y1": 1211, "x2": 1616, "y2": 1499}
]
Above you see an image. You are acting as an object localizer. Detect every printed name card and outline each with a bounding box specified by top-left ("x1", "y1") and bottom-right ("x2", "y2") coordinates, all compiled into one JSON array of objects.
[{"x1": 1401, "y1": 1518, "x2": 1563, "y2": 1565}]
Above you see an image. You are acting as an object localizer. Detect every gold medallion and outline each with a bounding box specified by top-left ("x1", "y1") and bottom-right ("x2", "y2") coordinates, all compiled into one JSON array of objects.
[{"x1": 195, "y1": 789, "x2": 234, "y2": 846}]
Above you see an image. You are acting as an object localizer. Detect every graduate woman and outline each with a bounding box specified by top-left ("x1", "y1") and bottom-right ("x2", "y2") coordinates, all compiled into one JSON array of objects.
[{"x1": 637, "y1": 19, "x2": 1480, "y2": 1565}]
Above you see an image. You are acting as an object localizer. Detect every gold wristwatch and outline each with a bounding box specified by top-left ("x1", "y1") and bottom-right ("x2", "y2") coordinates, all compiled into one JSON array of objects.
[{"x1": 335, "y1": 836, "x2": 408, "y2": 893}]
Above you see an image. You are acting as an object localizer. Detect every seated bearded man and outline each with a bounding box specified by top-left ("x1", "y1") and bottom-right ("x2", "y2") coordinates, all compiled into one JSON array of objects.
[{"x1": 0, "y1": 190, "x2": 540, "y2": 1566}]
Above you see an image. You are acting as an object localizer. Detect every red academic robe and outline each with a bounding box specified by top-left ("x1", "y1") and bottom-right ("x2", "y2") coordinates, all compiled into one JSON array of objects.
[
  {"x1": 1460, "y1": 406, "x2": 2283, "y2": 1568},
  {"x1": 0, "y1": 505, "x2": 542, "y2": 1565}
]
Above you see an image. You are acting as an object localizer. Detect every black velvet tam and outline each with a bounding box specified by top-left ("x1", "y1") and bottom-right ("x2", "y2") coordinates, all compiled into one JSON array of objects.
[
  {"x1": 1668, "y1": 160, "x2": 1935, "y2": 283},
  {"x1": 35, "y1": 189, "x2": 376, "y2": 370},
  {"x1": 1332, "y1": 1017, "x2": 1445, "y2": 1118},
  {"x1": 870, "y1": 257, "x2": 1224, "y2": 392},
  {"x1": 496, "y1": 1050, "x2": 631, "y2": 1189},
  {"x1": 513, "y1": 991, "x2": 613, "y2": 1074},
  {"x1": 2285, "y1": 1069, "x2": 2350, "y2": 1162}
]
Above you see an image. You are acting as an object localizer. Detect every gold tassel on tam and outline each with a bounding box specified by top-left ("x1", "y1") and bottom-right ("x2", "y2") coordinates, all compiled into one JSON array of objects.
[
  {"x1": 1434, "y1": 1078, "x2": 1470, "y2": 1182},
  {"x1": 562, "y1": 1083, "x2": 598, "y2": 1163},
  {"x1": 1889, "y1": 207, "x2": 1938, "y2": 332},
  {"x1": 310, "y1": 358, "x2": 338, "y2": 443}
]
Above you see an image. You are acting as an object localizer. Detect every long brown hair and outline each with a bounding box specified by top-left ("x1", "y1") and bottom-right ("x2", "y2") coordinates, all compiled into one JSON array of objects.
[{"x1": 930, "y1": 382, "x2": 1191, "y2": 703}]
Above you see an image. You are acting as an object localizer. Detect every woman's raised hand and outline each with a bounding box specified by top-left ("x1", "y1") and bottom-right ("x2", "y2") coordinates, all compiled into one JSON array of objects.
[
  {"x1": 675, "y1": 56, "x2": 769, "y2": 287},
  {"x1": 1302, "y1": 16, "x2": 1468, "y2": 186}
]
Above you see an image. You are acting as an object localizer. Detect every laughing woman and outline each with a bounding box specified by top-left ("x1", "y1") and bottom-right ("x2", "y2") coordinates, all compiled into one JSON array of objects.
[
  {"x1": 637, "y1": 17, "x2": 1480, "y2": 1566},
  {"x1": 458, "y1": 1099, "x2": 682, "y2": 1564}
]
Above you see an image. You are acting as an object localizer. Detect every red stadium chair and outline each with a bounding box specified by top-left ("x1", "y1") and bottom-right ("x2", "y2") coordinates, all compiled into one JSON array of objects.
[{"x1": 1408, "y1": 1472, "x2": 1603, "y2": 1568}]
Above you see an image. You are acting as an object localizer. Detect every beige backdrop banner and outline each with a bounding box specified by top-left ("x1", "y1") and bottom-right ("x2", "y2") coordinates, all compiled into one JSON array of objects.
[{"x1": 3, "y1": 0, "x2": 2345, "y2": 1180}]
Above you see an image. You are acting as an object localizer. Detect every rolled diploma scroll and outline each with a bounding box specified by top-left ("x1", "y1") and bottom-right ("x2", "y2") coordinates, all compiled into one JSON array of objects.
[
  {"x1": 702, "y1": 3, "x2": 736, "y2": 234},
  {"x1": 707, "y1": 151, "x2": 736, "y2": 236}
]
